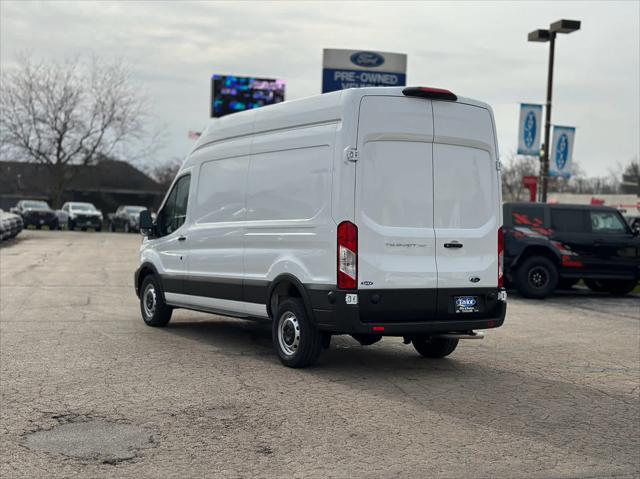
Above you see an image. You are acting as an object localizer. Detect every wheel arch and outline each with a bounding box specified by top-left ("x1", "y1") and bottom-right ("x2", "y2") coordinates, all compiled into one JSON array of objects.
[
  {"x1": 135, "y1": 262, "x2": 164, "y2": 300},
  {"x1": 266, "y1": 273, "x2": 315, "y2": 323},
  {"x1": 514, "y1": 244, "x2": 561, "y2": 269}
]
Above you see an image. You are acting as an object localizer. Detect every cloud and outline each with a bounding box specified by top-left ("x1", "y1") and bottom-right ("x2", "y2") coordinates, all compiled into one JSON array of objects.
[{"x1": 1, "y1": 0, "x2": 638, "y2": 175}]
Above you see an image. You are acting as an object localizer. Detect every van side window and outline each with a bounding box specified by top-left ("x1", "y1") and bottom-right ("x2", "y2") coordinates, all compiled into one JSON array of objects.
[
  {"x1": 173, "y1": 175, "x2": 190, "y2": 230},
  {"x1": 158, "y1": 174, "x2": 190, "y2": 236},
  {"x1": 195, "y1": 158, "x2": 249, "y2": 224},
  {"x1": 589, "y1": 210, "x2": 628, "y2": 234},
  {"x1": 510, "y1": 205, "x2": 545, "y2": 228},
  {"x1": 551, "y1": 209, "x2": 587, "y2": 233}
]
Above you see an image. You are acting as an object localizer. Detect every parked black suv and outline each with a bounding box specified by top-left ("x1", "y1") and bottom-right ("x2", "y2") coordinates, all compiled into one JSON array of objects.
[
  {"x1": 11, "y1": 200, "x2": 59, "y2": 229},
  {"x1": 503, "y1": 203, "x2": 639, "y2": 298}
]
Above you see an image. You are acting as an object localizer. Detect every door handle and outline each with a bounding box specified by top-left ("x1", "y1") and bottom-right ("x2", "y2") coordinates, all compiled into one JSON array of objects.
[
  {"x1": 444, "y1": 242, "x2": 463, "y2": 249},
  {"x1": 178, "y1": 236, "x2": 187, "y2": 241}
]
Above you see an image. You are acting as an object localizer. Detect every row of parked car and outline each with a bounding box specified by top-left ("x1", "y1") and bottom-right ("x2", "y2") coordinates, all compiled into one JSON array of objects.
[
  {"x1": 6, "y1": 198, "x2": 639, "y2": 299},
  {"x1": 9, "y1": 200, "x2": 148, "y2": 233}
]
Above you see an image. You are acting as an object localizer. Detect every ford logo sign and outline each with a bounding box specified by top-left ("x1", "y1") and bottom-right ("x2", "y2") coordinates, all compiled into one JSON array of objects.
[
  {"x1": 455, "y1": 297, "x2": 477, "y2": 307},
  {"x1": 350, "y1": 51, "x2": 385, "y2": 68}
]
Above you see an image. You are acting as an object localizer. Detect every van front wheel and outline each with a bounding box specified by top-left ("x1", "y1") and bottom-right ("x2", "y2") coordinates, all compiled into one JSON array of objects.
[
  {"x1": 273, "y1": 298, "x2": 322, "y2": 368},
  {"x1": 140, "y1": 275, "x2": 172, "y2": 327},
  {"x1": 412, "y1": 336, "x2": 459, "y2": 358}
]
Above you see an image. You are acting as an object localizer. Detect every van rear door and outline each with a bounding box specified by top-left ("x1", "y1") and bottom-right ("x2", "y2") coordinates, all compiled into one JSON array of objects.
[
  {"x1": 432, "y1": 102, "x2": 500, "y2": 293},
  {"x1": 354, "y1": 95, "x2": 438, "y2": 318}
]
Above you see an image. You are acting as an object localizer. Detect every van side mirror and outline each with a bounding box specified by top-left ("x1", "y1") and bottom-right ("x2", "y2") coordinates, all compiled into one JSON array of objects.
[{"x1": 139, "y1": 210, "x2": 154, "y2": 236}]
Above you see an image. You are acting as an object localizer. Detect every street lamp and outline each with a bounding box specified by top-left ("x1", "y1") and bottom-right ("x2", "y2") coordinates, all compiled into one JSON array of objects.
[{"x1": 528, "y1": 19, "x2": 581, "y2": 202}]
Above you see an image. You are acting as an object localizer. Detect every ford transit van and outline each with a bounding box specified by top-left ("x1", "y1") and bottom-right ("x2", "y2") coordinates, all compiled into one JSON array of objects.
[{"x1": 135, "y1": 86, "x2": 507, "y2": 368}]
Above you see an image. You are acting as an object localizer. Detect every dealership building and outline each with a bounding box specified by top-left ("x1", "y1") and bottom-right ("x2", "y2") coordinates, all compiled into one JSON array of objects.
[{"x1": 0, "y1": 160, "x2": 165, "y2": 213}]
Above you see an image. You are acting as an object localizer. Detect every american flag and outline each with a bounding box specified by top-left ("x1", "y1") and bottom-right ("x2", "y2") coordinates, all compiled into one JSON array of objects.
[{"x1": 188, "y1": 131, "x2": 202, "y2": 140}]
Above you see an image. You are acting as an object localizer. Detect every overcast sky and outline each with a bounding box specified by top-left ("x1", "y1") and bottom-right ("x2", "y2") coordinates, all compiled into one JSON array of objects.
[{"x1": 1, "y1": 1, "x2": 638, "y2": 176}]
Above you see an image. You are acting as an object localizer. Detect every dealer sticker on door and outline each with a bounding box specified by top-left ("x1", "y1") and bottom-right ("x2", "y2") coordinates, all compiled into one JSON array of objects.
[{"x1": 454, "y1": 296, "x2": 479, "y2": 313}]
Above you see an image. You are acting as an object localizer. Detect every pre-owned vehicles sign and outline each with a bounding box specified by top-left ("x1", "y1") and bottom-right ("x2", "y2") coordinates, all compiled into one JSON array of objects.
[{"x1": 322, "y1": 48, "x2": 407, "y2": 93}]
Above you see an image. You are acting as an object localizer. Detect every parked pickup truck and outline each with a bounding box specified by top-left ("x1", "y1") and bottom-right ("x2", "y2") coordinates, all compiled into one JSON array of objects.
[{"x1": 503, "y1": 202, "x2": 639, "y2": 298}]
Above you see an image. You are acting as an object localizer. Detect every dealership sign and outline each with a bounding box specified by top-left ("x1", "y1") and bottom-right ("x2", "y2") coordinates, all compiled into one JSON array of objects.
[
  {"x1": 517, "y1": 103, "x2": 543, "y2": 156},
  {"x1": 549, "y1": 125, "x2": 576, "y2": 178},
  {"x1": 322, "y1": 48, "x2": 407, "y2": 93}
]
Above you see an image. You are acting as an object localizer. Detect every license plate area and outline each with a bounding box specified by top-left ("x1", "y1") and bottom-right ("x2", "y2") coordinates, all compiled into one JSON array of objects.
[{"x1": 454, "y1": 295, "x2": 480, "y2": 313}]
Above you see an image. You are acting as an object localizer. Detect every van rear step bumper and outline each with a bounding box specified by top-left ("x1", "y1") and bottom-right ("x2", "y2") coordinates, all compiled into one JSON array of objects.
[
  {"x1": 309, "y1": 287, "x2": 506, "y2": 336},
  {"x1": 435, "y1": 331, "x2": 485, "y2": 340}
]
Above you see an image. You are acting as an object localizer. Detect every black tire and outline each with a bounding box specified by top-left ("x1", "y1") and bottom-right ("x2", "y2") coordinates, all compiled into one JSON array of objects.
[
  {"x1": 272, "y1": 298, "x2": 322, "y2": 368},
  {"x1": 95, "y1": 225, "x2": 102, "y2": 232},
  {"x1": 515, "y1": 255, "x2": 558, "y2": 299},
  {"x1": 586, "y1": 279, "x2": 637, "y2": 296},
  {"x1": 139, "y1": 275, "x2": 172, "y2": 327},
  {"x1": 557, "y1": 277, "x2": 579, "y2": 290},
  {"x1": 412, "y1": 336, "x2": 459, "y2": 358}
]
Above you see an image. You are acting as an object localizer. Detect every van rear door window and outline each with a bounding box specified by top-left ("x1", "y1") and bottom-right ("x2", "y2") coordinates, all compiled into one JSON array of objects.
[
  {"x1": 360, "y1": 140, "x2": 433, "y2": 228},
  {"x1": 433, "y1": 145, "x2": 493, "y2": 229}
]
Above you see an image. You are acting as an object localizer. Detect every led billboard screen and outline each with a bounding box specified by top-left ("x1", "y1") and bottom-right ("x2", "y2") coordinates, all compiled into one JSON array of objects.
[{"x1": 211, "y1": 75, "x2": 285, "y2": 118}]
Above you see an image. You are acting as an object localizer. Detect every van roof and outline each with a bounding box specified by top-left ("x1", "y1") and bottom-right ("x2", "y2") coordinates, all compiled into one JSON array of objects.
[{"x1": 194, "y1": 87, "x2": 491, "y2": 151}]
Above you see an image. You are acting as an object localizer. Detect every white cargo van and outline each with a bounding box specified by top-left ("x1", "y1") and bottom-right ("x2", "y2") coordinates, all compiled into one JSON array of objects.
[{"x1": 135, "y1": 86, "x2": 507, "y2": 368}]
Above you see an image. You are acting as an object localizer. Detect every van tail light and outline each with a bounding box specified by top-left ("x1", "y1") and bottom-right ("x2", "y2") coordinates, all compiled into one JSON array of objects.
[
  {"x1": 337, "y1": 221, "x2": 358, "y2": 289},
  {"x1": 498, "y1": 226, "x2": 504, "y2": 288}
]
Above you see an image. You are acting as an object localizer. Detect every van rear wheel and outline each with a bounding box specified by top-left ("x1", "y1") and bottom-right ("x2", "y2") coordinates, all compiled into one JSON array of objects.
[
  {"x1": 273, "y1": 298, "x2": 322, "y2": 368},
  {"x1": 412, "y1": 336, "x2": 459, "y2": 358}
]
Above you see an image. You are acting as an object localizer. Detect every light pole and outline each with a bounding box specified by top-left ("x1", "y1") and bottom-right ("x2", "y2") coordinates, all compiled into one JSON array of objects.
[{"x1": 528, "y1": 19, "x2": 581, "y2": 202}]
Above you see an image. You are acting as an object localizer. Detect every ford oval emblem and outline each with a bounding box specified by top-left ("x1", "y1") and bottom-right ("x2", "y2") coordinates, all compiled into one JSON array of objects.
[{"x1": 350, "y1": 51, "x2": 385, "y2": 68}]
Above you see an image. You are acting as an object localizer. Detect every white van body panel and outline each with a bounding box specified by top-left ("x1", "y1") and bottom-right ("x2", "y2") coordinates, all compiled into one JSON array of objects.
[
  {"x1": 432, "y1": 102, "x2": 501, "y2": 289},
  {"x1": 140, "y1": 167, "x2": 194, "y2": 282},
  {"x1": 138, "y1": 86, "x2": 505, "y2": 330},
  {"x1": 355, "y1": 95, "x2": 438, "y2": 291},
  {"x1": 244, "y1": 122, "x2": 337, "y2": 286}
]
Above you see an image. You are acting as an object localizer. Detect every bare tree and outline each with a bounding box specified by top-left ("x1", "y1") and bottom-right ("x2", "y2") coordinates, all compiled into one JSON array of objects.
[
  {"x1": 620, "y1": 156, "x2": 639, "y2": 194},
  {"x1": 0, "y1": 56, "x2": 148, "y2": 206},
  {"x1": 149, "y1": 158, "x2": 182, "y2": 191}
]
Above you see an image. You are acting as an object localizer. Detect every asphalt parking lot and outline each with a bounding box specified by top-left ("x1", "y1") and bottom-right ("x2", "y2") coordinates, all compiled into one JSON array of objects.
[{"x1": 1, "y1": 230, "x2": 639, "y2": 479}]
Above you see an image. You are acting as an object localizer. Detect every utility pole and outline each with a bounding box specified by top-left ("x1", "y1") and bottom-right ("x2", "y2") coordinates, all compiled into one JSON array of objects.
[{"x1": 528, "y1": 19, "x2": 581, "y2": 202}]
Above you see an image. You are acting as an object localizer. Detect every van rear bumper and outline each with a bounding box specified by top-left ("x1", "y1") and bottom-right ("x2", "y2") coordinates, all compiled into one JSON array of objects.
[{"x1": 309, "y1": 287, "x2": 506, "y2": 335}]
